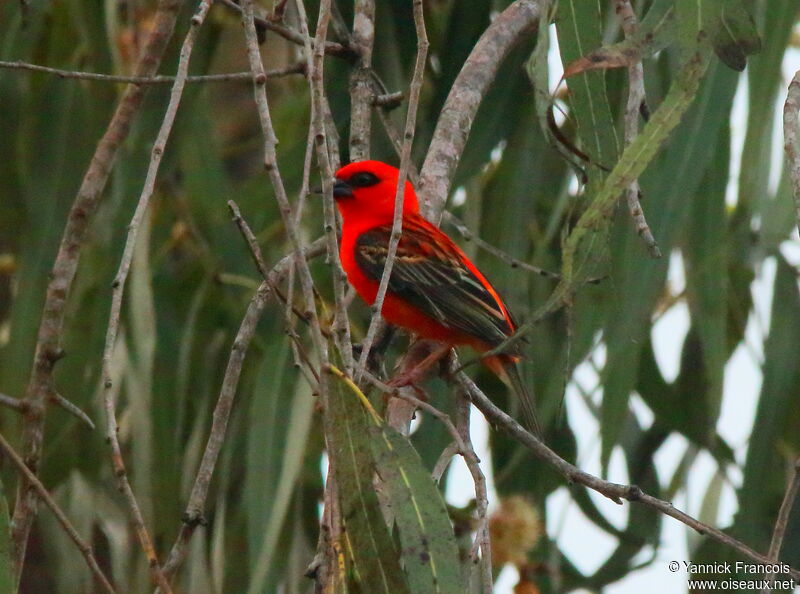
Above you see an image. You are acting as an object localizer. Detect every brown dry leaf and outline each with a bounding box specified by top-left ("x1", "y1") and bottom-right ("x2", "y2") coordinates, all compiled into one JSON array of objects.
[{"x1": 563, "y1": 45, "x2": 639, "y2": 78}]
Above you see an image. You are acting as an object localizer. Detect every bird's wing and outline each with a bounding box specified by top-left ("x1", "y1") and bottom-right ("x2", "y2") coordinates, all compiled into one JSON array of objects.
[{"x1": 354, "y1": 216, "x2": 519, "y2": 351}]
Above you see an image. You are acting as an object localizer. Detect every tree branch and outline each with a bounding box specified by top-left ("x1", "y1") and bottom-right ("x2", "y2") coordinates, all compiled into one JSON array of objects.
[
  {"x1": 616, "y1": 0, "x2": 661, "y2": 258},
  {"x1": 784, "y1": 69, "x2": 800, "y2": 231},
  {"x1": 355, "y1": 0, "x2": 428, "y2": 382},
  {"x1": 348, "y1": 0, "x2": 376, "y2": 162},
  {"x1": 446, "y1": 359, "x2": 800, "y2": 581},
  {"x1": 0, "y1": 431, "x2": 116, "y2": 593},
  {"x1": 11, "y1": 0, "x2": 184, "y2": 577},
  {"x1": 418, "y1": 0, "x2": 541, "y2": 220},
  {"x1": 763, "y1": 458, "x2": 800, "y2": 593},
  {"x1": 100, "y1": 1, "x2": 217, "y2": 590},
  {"x1": 295, "y1": 0, "x2": 354, "y2": 372},
  {"x1": 217, "y1": 0, "x2": 355, "y2": 60},
  {"x1": 0, "y1": 59, "x2": 305, "y2": 83}
]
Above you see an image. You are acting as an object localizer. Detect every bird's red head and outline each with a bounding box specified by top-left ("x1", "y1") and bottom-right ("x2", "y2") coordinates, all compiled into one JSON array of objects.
[{"x1": 333, "y1": 160, "x2": 419, "y2": 228}]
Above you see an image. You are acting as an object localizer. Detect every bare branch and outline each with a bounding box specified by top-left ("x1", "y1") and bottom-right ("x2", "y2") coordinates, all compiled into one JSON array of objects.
[
  {"x1": 348, "y1": 0, "x2": 376, "y2": 161},
  {"x1": 453, "y1": 386, "x2": 492, "y2": 591},
  {"x1": 431, "y1": 441, "x2": 461, "y2": 482},
  {"x1": 418, "y1": 0, "x2": 541, "y2": 220},
  {"x1": 0, "y1": 431, "x2": 116, "y2": 593},
  {"x1": 101, "y1": 2, "x2": 217, "y2": 590},
  {"x1": 0, "y1": 393, "x2": 25, "y2": 412},
  {"x1": 11, "y1": 0, "x2": 184, "y2": 575},
  {"x1": 784, "y1": 70, "x2": 800, "y2": 230},
  {"x1": 763, "y1": 458, "x2": 800, "y2": 593},
  {"x1": 616, "y1": 0, "x2": 661, "y2": 258},
  {"x1": 239, "y1": 2, "x2": 345, "y2": 585},
  {"x1": 442, "y1": 211, "x2": 561, "y2": 280},
  {"x1": 0, "y1": 59, "x2": 305, "y2": 84},
  {"x1": 295, "y1": 0, "x2": 354, "y2": 372},
  {"x1": 49, "y1": 392, "x2": 95, "y2": 430},
  {"x1": 218, "y1": 0, "x2": 355, "y2": 60},
  {"x1": 355, "y1": 0, "x2": 429, "y2": 382},
  {"x1": 447, "y1": 360, "x2": 800, "y2": 581}
]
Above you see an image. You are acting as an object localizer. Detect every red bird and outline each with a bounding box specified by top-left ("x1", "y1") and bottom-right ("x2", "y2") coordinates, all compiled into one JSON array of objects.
[{"x1": 333, "y1": 160, "x2": 540, "y2": 435}]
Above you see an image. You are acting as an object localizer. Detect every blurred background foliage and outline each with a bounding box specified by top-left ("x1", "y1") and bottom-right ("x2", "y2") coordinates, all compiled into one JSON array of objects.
[{"x1": 0, "y1": 0, "x2": 799, "y2": 591}]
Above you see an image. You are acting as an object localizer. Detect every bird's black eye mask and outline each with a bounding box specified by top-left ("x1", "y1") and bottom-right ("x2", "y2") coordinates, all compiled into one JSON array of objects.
[{"x1": 349, "y1": 171, "x2": 380, "y2": 188}]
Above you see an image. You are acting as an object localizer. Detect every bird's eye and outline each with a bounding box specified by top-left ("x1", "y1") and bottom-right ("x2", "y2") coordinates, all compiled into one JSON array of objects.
[{"x1": 350, "y1": 171, "x2": 380, "y2": 188}]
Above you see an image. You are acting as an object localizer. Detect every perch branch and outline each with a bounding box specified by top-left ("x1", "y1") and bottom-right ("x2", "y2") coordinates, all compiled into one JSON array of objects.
[
  {"x1": 0, "y1": 431, "x2": 116, "y2": 593},
  {"x1": 11, "y1": 0, "x2": 184, "y2": 576},
  {"x1": 418, "y1": 0, "x2": 541, "y2": 220},
  {"x1": 447, "y1": 360, "x2": 800, "y2": 581}
]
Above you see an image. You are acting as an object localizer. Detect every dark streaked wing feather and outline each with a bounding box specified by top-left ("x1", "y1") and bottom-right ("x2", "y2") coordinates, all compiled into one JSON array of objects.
[{"x1": 355, "y1": 221, "x2": 520, "y2": 353}]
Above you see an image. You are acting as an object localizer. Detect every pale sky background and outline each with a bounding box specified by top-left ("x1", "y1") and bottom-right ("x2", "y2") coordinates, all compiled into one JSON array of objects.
[{"x1": 442, "y1": 24, "x2": 800, "y2": 594}]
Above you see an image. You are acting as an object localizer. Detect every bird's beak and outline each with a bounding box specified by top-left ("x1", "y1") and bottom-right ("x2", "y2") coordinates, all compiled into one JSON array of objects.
[{"x1": 333, "y1": 178, "x2": 354, "y2": 200}]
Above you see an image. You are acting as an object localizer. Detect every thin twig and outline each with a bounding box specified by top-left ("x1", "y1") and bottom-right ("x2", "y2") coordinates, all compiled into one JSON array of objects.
[
  {"x1": 295, "y1": 0, "x2": 354, "y2": 373},
  {"x1": 372, "y1": 91, "x2": 404, "y2": 109},
  {"x1": 442, "y1": 211, "x2": 561, "y2": 280},
  {"x1": 784, "y1": 70, "x2": 800, "y2": 231},
  {"x1": 616, "y1": 0, "x2": 661, "y2": 258},
  {"x1": 348, "y1": 0, "x2": 376, "y2": 162},
  {"x1": 762, "y1": 458, "x2": 800, "y2": 593},
  {"x1": 218, "y1": 0, "x2": 355, "y2": 60},
  {"x1": 102, "y1": 2, "x2": 216, "y2": 590},
  {"x1": 239, "y1": 3, "x2": 340, "y2": 588},
  {"x1": 49, "y1": 392, "x2": 95, "y2": 430},
  {"x1": 0, "y1": 392, "x2": 25, "y2": 412},
  {"x1": 418, "y1": 0, "x2": 541, "y2": 220},
  {"x1": 355, "y1": 0, "x2": 428, "y2": 383},
  {"x1": 453, "y1": 385, "x2": 492, "y2": 591},
  {"x1": 432, "y1": 441, "x2": 461, "y2": 482},
  {"x1": 446, "y1": 360, "x2": 800, "y2": 581},
  {"x1": 11, "y1": 0, "x2": 184, "y2": 576},
  {"x1": 0, "y1": 60, "x2": 306, "y2": 84},
  {"x1": 3, "y1": 387, "x2": 102, "y2": 430},
  {"x1": 0, "y1": 431, "x2": 116, "y2": 593}
]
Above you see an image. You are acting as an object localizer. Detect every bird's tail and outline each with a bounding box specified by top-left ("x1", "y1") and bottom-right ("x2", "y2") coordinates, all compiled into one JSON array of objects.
[{"x1": 490, "y1": 356, "x2": 542, "y2": 438}]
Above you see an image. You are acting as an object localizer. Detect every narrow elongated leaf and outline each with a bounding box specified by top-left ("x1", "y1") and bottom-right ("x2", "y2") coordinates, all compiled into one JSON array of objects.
[
  {"x1": 556, "y1": 0, "x2": 620, "y2": 179},
  {"x1": 0, "y1": 478, "x2": 13, "y2": 594},
  {"x1": 370, "y1": 425, "x2": 464, "y2": 593},
  {"x1": 328, "y1": 374, "x2": 410, "y2": 594}
]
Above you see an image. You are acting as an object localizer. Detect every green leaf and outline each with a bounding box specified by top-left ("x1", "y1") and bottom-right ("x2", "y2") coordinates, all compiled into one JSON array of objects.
[
  {"x1": 734, "y1": 256, "x2": 800, "y2": 551},
  {"x1": 247, "y1": 350, "x2": 316, "y2": 594},
  {"x1": 0, "y1": 477, "x2": 14, "y2": 594},
  {"x1": 682, "y1": 124, "x2": 730, "y2": 420},
  {"x1": 327, "y1": 374, "x2": 410, "y2": 594},
  {"x1": 556, "y1": 0, "x2": 620, "y2": 180},
  {"x1": 676, "y1": 0, "x2": 760, "y2": 71},
  {"x1": 370, "y1": 425, "x2": 464, "y2": 593}
]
